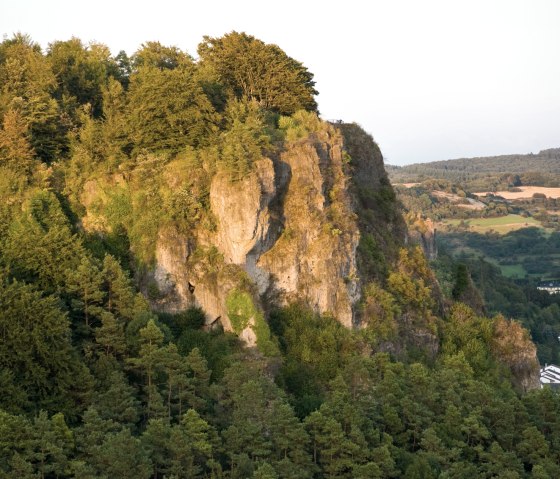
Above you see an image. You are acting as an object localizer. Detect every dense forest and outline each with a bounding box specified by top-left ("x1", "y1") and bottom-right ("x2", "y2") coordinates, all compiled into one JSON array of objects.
[
  {"x1": 388, "y1": 149, "x2": 560, "y2": 190},
  {"x1": 433, "y1": 247, "x2": 560, "y2": 366},
  {"x1": 2, "y1": 32, "x2": 560, "y2": 478}
]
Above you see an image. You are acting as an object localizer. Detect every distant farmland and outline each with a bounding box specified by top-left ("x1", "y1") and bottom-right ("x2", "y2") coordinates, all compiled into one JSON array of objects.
[
  {"x1": 440, "y1": 214, "x2": 541, "y2": 234},
  {"x1": 474, "y1": 186, "x2": 560, "y2": 200}
]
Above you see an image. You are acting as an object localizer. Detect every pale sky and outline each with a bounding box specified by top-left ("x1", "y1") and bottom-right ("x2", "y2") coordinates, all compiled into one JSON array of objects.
[{"x1": 2, "y1": 0, "x2": 559, "y2": 165}]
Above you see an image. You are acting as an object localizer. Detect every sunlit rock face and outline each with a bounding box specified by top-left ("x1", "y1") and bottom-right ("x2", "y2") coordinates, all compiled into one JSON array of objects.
[{"x1": 148, "y1": 122, "x2": 397, "y2": 333}]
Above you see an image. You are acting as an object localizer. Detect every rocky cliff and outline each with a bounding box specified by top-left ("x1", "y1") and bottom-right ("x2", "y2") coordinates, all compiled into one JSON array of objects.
[
  {"x1": 407, "y1": 216, "x2": 438, "y2": 261},
  {"x1": 75, "y1": 114, "x2": 540, "y2": 387},
  {"x1": 77, "y1": 114, "x2": 410, "y2": 352},
  {"x1": 149, "y1": 121, "x2": 387, "y2": 341}
]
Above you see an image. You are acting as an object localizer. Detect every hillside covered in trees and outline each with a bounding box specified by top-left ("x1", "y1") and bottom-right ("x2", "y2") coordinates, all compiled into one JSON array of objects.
[
  {"x1": 1, "y1": 32, "x2": 560, "y2": 478},
  {"x1": 388, "y1": 149, "x2": 560, "y2": 190}
]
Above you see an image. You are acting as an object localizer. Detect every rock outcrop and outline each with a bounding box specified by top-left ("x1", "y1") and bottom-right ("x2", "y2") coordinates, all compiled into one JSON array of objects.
[
  {"x1": 146, "y1": 121, "x2": 397, "y2": 339},
  {"x1": 492, "y1": 315, "x2": 541, "y2": 392},
  {"x1": 407, "y1": 216, "x2": 438, "y2": 260}
]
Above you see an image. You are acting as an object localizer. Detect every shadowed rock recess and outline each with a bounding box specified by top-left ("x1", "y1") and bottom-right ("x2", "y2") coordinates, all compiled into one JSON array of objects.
[{"x1": 147, "y1": 121, "x2": 404, "y2": 343}]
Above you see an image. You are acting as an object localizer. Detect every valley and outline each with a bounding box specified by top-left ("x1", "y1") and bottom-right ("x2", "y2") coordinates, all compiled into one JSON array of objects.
[{"x1": 390, "y1": 152, "x2": 560, "y2": 366}]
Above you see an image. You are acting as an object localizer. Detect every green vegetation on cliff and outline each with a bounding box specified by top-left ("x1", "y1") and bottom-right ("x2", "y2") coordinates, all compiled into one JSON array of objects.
[{"x1": 0, "y1": 32, "x2": 556, "y2": 478}]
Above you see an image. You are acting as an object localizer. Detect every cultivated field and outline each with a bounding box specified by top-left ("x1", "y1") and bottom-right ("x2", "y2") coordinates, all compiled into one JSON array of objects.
[
  {"x1": 474, "y1": 186, "x2": 560, "y2": 200},
  {"x1": 440, "y1": 214, "x2": 541, "y2": 234}
]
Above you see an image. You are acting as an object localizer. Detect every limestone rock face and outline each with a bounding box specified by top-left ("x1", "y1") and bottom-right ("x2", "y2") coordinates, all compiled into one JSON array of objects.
[
  {"x1": 143, "y1": 121, "x2": 404, "y2": 344},
  {"x1": 257, "y1": 133, "x2": 360, "y2": 327},
  {"x1": 407, "y1": 217, "x2": 438, "y2": 261},
  {"x1": 492, "y1": 316, "x2": 541, "y2": 392},
  {"x1": 416, "y1": 218, "x2": 438, "y2": 261},
  {"x1": 210, "y1": 157, "x2": 276, "y2": 266}
]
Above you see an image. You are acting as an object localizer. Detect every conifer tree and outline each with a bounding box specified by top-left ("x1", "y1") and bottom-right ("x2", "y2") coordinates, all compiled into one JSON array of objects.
[
  {"x1": 66, "y1": 256, "x2": 104, "y2": 328},
  {"x1": 92, "y1": 370, "x2": 140, "y2": 425},
  {"x1": 95, "y1": 311, "x2": 127, "y2": 358},
  {"x1": 127, "y1": 319, "x2": 166, "y2": 419},
  {"x1": 102, "y1": 254, "x2": 136, "y2": 319}
]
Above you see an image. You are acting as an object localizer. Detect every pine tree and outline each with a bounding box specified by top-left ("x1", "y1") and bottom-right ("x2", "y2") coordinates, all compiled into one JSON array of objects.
[
  {"x1": 127, "y1": 319, "x2": 166, "y2": 419},
  {"x1": 168, "y1": 409, "x2": 215, "y2": 478},
  {"x1": 102, "y1": 254, "x2": 136, "y2": 319},
  {"x1": 142, "y1": 418, "x2": 172, "y2": 479},
  {"x1": 94, "y1": 428, "x2": 152, "y2": 479},
  {"x1": 28, "y1": 411, "x2": 73, "y2": 479},
  {"x1": 95, "y1": 311, "x2": 127, "y2": 358},
  {"x1": 92, "y1": 370, "x2": 140, "y2": 426},
  {"x1": 183, "y1": 347, "x2": 212, "y2": 415},
  {"x1": 66, "y1": 256, "x2": 104, "y2": 328},
  {"x1": 304, "y1": 410, "x2": 360, "y2": 478}
]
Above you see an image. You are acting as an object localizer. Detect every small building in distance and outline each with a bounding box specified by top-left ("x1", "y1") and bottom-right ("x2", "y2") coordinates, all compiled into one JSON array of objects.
[
  {"x1": 537, "y1": 281, "x2": 560, "y2": 295},
  {"x1": 540, "y1": 364, "x2": 560, "y2": 389}
]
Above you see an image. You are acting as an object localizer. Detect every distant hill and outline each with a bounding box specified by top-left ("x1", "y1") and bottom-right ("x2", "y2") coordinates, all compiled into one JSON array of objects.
[{"x1": 388, "y1": 148, "x2": 560, "y2": 184}]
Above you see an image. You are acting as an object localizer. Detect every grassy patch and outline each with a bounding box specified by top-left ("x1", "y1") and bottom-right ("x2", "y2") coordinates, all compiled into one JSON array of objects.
[
  {"x1": 499, "y1": 264, "x2": 526, "y2": 278},
  {"x1": 225, "y1": 289, "x2": 278, "y2": 356},
  {"x1": 442, "y1": 214, "x2": 541, "y2": 234},
  {"x1": 226, "y1": 289, "x2": 254, "y2": 333}
]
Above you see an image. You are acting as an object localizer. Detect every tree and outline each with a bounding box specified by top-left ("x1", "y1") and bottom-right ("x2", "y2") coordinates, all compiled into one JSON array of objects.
[
  {"x1": 403, "y1": 456, "x2": 436, "y2": 479},
  {"x1": 141, "y1": 418, "x2": 172, "y2": 479},
  {"x1": 0, "y1": 108, "x2": 37, "y2": 177},
  {"x1": 47, "y1": 37, "x2": 117, "y2": 118},
  {"x1": 516, "y1": 426, "x2": 550, "y2": 468},
  {"x1": 102, "y1": 254, "x2": 136, "y2": 319},
  {"x1": 0, "y1": 275, "x2": 92, "y2": 416},
  {"x1": 92, "y1": 370, "x2": 140, "y2": 425},
  {"x1": 28, "y1": 411, "x2": 74, "y2": 479},
  {"x1": 167, "y1": 409, "x2": 216, "y2": 478},
  {"x1": 253, "y1": 462, "x2": 279, "y2": 479},
  {"x1": 158, "y1": 342, "x2": 188, "y2": 420},
  {"x1": 198, "y1": 32, "x2": 318, "y2": 115},
  {"x1": 218, "y1": 99, "x2": 272, "y2": 181},
  {"x1": 127, "y1": 319, "x2": 166, "y2": 419},
  {"x1": 95, "y1": 311, "x2": 127, "y2": 358},
  {"x1": 94, "y1": 428, "x2": 152, "y2": 479},
  {"x1": 268, "y1": 402, "x2": 313, "y2": 478},
  {"x1": 387, "y1": 247, "x2": 436, "y2": 317},
  {"x1": 74, "y1": 407, "x2": 120, "y2": 463},
  {"x1": 141, "y1": 410, "x2": 219, "y2": 479},
  {"x1": 452, "y1": 263, "x2": 469, "y2": 300},
  {"x1": 0, "y1": 35, "x2": 65, "y2": 162},
  {"x1": 65, "y1": 256, "x2": 104, "y2": 328},
  {"x1": 0, "y1": 409, "x2": 32, "y2": 475},
  {"x1": 127, "y1": 49, "x2": 217, "y2": 153},
  {"x1": 99, "y1": 77, "x2": 130, "y2": 165},
  {"x1": 3, "y1": 190, "x2": 85, "y2": 294},
  {"x1": 219, "y1": 360, "x2": 313, "y2": 475},
  {"x1": 361, "y1": 282, "x2": 399, "y2": 344},
  {"x1": 182, "y1": 347, "x2": 212, "y2": 415},
  {"x1": 132, "y1": 41, "x2": 188, "y2": 71},
  {"x1": 304, "y1": 410, "x2": 359, "y2": 478}
]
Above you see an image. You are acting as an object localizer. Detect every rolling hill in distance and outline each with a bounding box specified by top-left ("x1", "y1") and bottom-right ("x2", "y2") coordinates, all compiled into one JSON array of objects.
[{"x1": 388, "y1": 147, "x2": 560, "y2": 183}]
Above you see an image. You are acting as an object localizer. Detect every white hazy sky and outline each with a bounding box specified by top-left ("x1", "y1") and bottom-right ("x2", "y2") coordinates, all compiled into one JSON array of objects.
[{"x1": 2, "y1": 0, "x2": 559, "y2": 165}]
